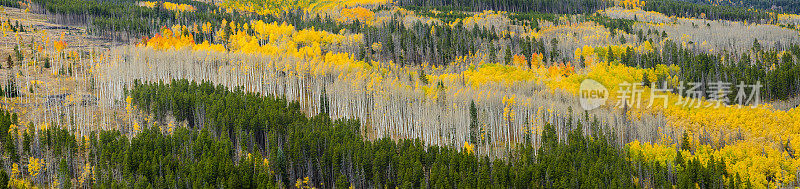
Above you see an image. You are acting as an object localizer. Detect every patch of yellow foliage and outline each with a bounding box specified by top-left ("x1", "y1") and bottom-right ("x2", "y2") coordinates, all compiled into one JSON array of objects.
[
  {"x1": 553, "y1": 45, "x2": 800, "y2": 188},
  {"x1": 163, "y1": 2, "x2": 195, "y2": 12},
  {"x1": 140, "y1": 26, "x2": 199, "y2": 50},
  {"x1": 339, "y1": 6, "x2": 375, "y2": 25},
  {"x1": 139, "y1": 1, "x2": 156, "y2": 8},
  {"x1": 629, "y1": 140, "x2": 800, "y2": 188},
  {"x1": 615, "y1": 0, "x2": 644, "y2": 9},
  {"x1": 463, "y1": 141, "x2": 474, "y2": 154},
  {"x1": 143, "y1": 21, "x2": 361, "y2": 59},
  {"x1": 138, "y1": 1, "x2": 195, "y2": 12},
  {"x1": 27, "y1": 157, "x2": 42, "y2": 178},
  {"x1": 220, "y1": 0, "x2": 388, "y2": 17}
]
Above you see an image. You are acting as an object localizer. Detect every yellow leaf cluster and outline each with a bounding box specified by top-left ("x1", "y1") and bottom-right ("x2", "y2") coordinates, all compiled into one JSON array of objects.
[
  {"x1": 511, "y1": 54, "x2": 527, "y2": 68},
  {"x1": 138, "y1": 1, "x2": 195, "y2": 12},
  {"x1": 11, "y1": 163, "x2": 18, "y2": 177},
  {"x1": 293, "y1": 28, "x2": 345, "y2": 45},
  {"x1": 463, "y1": 63, "x2": 537, "y2": 88},
  {"x1": 142, "y1": 26, "x2": 197, "y2": 50},
  {"x1": 295, "y1": 176, "x2": 314, "y2": 189},
  {"x1": 162, "y1": 2, "x2": 195, "y2": 12},
  {"x1": 502, "y1": 95, "x2": 516, "y2": 122},
  {"x1": 220, "y1": 0, "x2": 387, "y2": 18},
  {"x1": 78, "y1": 163, "x2": 93, "y2": 185},
  {"x1": 530, "y1": 52, "x2": 543, "y2": 68},
  {"x1": 54, "y1": 40, "x2": 66, "y2": 52},
  {"x1": 463, "y1": 141, "x2": 475, "y2": 154},
  {"x1": 616, "y1": 0, "x2": 644, "y2": 9},
  {"x1": 27, "y1": 157, "x2": 42, "y2": 178},
  {"x1": 138, "y1": 1, "x2": 156, "y2": 8},
  {"x1": 340, "y1": 7, "x2": 375, "y2": 25}
]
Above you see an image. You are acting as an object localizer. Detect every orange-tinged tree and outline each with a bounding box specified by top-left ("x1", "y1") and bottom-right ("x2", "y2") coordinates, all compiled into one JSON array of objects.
[
  {"x1": 54, "y1": 40, "x2": 66, "y2": 52},
  {"x1": 340, "y1": 7, "x2": 375, "y2": 25},
  {"x1": 511, "y1": 54, "x2": 527, "y2": 68}
]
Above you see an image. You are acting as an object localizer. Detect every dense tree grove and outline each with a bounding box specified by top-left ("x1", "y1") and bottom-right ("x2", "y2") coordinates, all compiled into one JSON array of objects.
[
  {"x1": 612, "y1": 39, "x2": 800, "y2": 101},
  {"x1": 396, "y1": 0, "x2": 611, "y2": 14},
  {"x1": 588, "y1": 14, "x2": 634, "y2": 35},
  {"x1": 96, "y1": 79, "x2": 742, "y2": 188},
  {"x1": 363, "y1": 18, "x2": 535, "y2": 66},
  {"x1": 395, "y1": 0, "x2": 781, "y2": 23},
  {"x1": 20, "y1": 0, "x2": 166, "y2": 35},
  {"x1": 1, "y1": 0, "x2": 375, "y2": 42},
  {"x1": 1, "y1": 0, "x2": 229, "y2": 39},
  {"x1": 676, "y1": 0, "x2": 800, "y2": 14},
  {"x1": 642, "y1": 0, "x2": 776, "y2": 23},
  {"x1": 361, "y1": 12, "x2": 640, "y2": 67}
]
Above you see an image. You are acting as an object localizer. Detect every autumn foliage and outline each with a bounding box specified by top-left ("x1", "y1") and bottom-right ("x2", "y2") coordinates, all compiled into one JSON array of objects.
[{"x1": 7, "y1": 0, "x2": 800, "y2": 188}]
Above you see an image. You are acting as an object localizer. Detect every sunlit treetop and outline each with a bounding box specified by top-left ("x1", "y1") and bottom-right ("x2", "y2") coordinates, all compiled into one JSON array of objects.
[
  {"x1": 337, "y1": 6, "x2": 376, "y2": 25},
  {"x1": 615, "y1": 0, "x2": 644, "y2": 9},
  {"x1": 138, "y1": 1, "x2": 196, "y2": 12},
  {"x1": 163, "y1": 2, "x2": 196, "y2": 12},
  {"x1": 219, "y1": 0, "x2": 389, "y2": 17}
]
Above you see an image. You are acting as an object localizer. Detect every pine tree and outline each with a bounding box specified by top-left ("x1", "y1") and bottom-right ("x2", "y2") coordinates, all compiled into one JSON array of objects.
[
  {"x1": 13, "y1": 46, "x2": 22, "y2": 62},
  {"x1": 469, "y1": 101, "x2": 478, "y2": 144},
  {"x1": 0, "y1": 168, "x2": 6, "y2": 189},
  {"x1": 681, "y1": 132, "x2": 691, "y2": 151},
  {"x1": 752, "y1": 38, "x2": 762, "y2": 52},
  {"x1": 549, "y1": 38, "x2": 559, "y2": 62},
  {"x1": 607, "y1": 47, "x2": 615, "y2": 62},
  {"x1": 319, "y1": 87, "x2": 330, "y2": 115},
  {"x1": 43, "y1": 57, "x2": 50, "y2": 68},
  {"x1": 504, "y1": 46, "x2": 512, "y2": 65},
  {"x1": 419, "y1": 69, "x2": 428, "y2": 85},
  {"x1": 59, "y1": 158, "x2": 72, "y2": 188}
]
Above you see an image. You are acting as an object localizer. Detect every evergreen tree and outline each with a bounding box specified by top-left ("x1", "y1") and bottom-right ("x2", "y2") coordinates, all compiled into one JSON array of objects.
[
  {"x1": 469, "y1": 100, "x2": 478, "y2": 144},
  {"x1": 13, "y1": 46, "x2": 22, "y2": 62}
]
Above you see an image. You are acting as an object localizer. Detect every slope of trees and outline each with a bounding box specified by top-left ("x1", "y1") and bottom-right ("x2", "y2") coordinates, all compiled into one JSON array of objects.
[
  {"x1": 6, "y1": 0, "x2": 223, "y2": 39},
  {"x1": 643, "y1": 0, "x2": 776, "y2": 23},
  {"x1": 395, "y1": 0, "x2": 780, "y2": 24},
  {"x1": 604, "y1": 39, "x2": 800, "y2": 101},
  {"x1": 32, "y1": 0, "x2": 161, "y2": 35},
  {"x1": 677, "y1": 0, "x2": 800, "y2": 14},
  {"x1": 395, "y1": 0, "x2": 611, "y2": 14},
  {"x1": 112, "y1": 79, "x2": 736, "y2": 188},
  {"x1": 2, "y1": 0, "x2": 796, "y2": 187}
]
